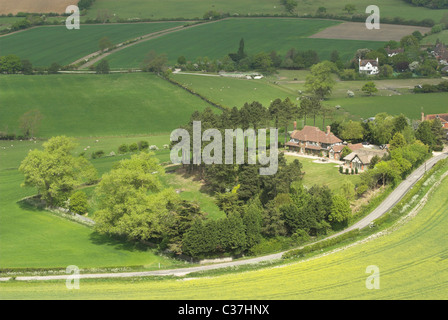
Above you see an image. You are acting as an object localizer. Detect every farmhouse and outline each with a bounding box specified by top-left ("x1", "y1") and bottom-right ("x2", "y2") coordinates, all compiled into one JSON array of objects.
[
  {"x1": 359, "y1": 58, "x2": 379, "y2": 75},
  {"x1": 286, "y1": 125, "x2": 342, "y2": 157},
  {"x1": 343, "y1": 148, "x2": 388, "y2": 171}
]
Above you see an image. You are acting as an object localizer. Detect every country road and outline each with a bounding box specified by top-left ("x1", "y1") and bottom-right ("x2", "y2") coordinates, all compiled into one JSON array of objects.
[{"x1": 2, "y1": 152, "x2": 447, "y2": 282}]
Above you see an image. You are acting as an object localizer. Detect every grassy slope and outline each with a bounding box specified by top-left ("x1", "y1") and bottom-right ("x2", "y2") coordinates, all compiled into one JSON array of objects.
[
  {"x1": 84, "y1": 0, "x2": 448, "y2": 22},
  {"x1": 106, "y1": 18, "x2": 385, "y2": 67},
  {"x1": 0, "y1": 73, "x2": 212, "y2": 137},
  {"x1": 421, "y1": 30, "x2": 448, "y2": 45},
  {"x1": 0, "y1": 22, "x2": 184, "y2": 66},
  {"x1": 2, "y1": 163, "x2": 447, "y2": 299}
]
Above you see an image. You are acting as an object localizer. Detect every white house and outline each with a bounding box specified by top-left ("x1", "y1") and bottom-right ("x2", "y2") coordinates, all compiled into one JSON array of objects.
[{"x1": 359, "y1": 58, "x2": 379, "y2": 75}]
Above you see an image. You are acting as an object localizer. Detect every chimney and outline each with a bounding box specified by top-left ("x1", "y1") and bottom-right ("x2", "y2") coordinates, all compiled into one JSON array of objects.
[
  {"x1": 293, "y1": 121, "x2": 297, "y2": 130},
  {"x1": 326, "y1": 125, "x2": 331, "y2": 135},
  {"x1": 421, "y1": 112, "x2": 425, "y2": 122}
]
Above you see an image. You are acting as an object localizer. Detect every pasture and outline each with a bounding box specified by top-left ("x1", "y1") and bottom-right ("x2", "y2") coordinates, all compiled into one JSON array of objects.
[
  {"x1": 0, "y1": 22, "x2": 185, "y2": 66},
  {"x1": 421, "y1": 30, "x2": 448, "y2": 45},
  {"x1": 82, "y1": 0, "x2": 448, "y2": 23},
  {"x1": 2, "y1": 162, "x2": 447, "y2": 299},
  {"x1": 0, "y1": 73, "x2": 212, "y2": 138},
  {"x1": 0, "y1": 139, "x2": 184, "y2": 270},
  {"x1": 327, "y1": 92, "x2": 448, "y2": 121},
  {"x1": 105, "y1": 18, "x2": 385, "y2": 68}
]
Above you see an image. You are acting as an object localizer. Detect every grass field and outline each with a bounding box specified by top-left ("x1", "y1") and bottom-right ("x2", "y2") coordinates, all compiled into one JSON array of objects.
[
  {"x1": 327, "y1": 92, "x2": 448, "y2": 121},
  {"x1": 1, "y1": 162, "x2": 447, "y2": 299},
  {"x1": 0, "y1": 22, "x2": 184, "y2": 66},
  {"x1": 105, "y1": 18, "x2": 385, "y2": 68},
  {"x1": 82, "y1": 0, "x2": 448, "y2": 23},
  {"x1": 0, "y1": 73, "x2": 212, "y2": 137},
  {"x1": 421, "y1": 30, "x2": 448, "y2": 45},
  {"x1": 0, "y1": 139, "x2": 185, "y2": 270},
  {"x1": 172, "y1": 73, "x2": 297, "y2": 108}
]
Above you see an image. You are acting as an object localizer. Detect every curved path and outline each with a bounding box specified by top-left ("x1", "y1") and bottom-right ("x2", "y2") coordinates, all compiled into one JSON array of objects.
[{"x1": 2, "y1": 152, "x2": 447, "y2": 281}]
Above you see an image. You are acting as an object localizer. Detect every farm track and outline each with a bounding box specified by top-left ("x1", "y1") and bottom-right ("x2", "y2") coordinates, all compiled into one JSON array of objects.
[{"x1": 2, "y1": 152, "x2": 447, "y2": 282}]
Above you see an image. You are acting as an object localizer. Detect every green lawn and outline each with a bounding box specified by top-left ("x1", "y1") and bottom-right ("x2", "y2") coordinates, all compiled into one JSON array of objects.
[
  {"x1": 0, "y1": 22, "x2": 184, "y2": 66},
  {"x1": 0, "y1": 73, "x2": 213, "y2": 138},
  {"x1": 105, "y1": 18, "x2": 385, "y2": 68},
  {"x1": 83, "y1": 0, "x2": 448, "y2": 23},
  {"x1": 2, "y1": 163, "x2": 447, "y2": 299},
  {"x1": 285, "y1": 155, "x2": 361, "y2": 190}
]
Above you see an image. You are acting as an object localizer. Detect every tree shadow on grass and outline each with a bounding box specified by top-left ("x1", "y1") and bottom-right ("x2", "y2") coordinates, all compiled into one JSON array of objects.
[{"x1": 88, "y1": 232, "x2": 152, "y2": 253}]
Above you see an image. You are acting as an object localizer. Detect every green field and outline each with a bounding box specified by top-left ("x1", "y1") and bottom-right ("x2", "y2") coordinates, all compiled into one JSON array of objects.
[
  {"x1": 0, "y1": 139, "x2": 185, "y2": 270},
  {"x1": 0, "y1": 73, "x2": 212, "y2": 137},
  {"x1": 327, "y1": 92, "x2": 448, "y2": 121},
  {"x1": 83, "y1": 0, "x2": 448, "y2": 23},
  {"x1": 0, "y1": 22, "x2": 184, "y2": 66},
  {"x1": 1, "y1": 163, "x2": 447, "y2": 299},
  {"x1": 422, "y1": 30, "x2": 448, "y2": 45},
  {"x1": 105, "y1": 18, "x2": 385, "y2": 68},
  {"x1": 172, "y1": 73, "x2": 297, "y2": 108}
]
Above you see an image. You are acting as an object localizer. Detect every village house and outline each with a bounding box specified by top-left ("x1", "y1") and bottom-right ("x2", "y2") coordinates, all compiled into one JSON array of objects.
[
  {"x1": 343, "y1": 148, "x2": 388, "y2": 172},
  {"x1": 385, "y1": 47, "x2": 404, "y2": 57},
  {"x1": 432, "y1": 43, "x2": 448, "y2": 65},
  {"x1": 359, "y1": 58, "x2": 379, "y2": 75},
  {"x1": 422, "y1": 112, "x2": 448, "y2": 139},
  {"x1": 329, "y1": 143, "x2": 363, "y2": 160},
  {"x1": 286, "y1": 125, "x2": 342, "y2": 158}
]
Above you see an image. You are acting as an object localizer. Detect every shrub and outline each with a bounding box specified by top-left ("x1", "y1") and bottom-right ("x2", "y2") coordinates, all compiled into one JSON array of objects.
[
  {"x1": 138, "y1": 140, "x2": 149, "y2": 150},
  {"x1": 69, "y1": 190, "x2": 88, "y2": 215},
  {"x1": 91, "y1": 150, "x2": 105, "y2": 159},
  {"x1": 345, "y1": 168, "x2": 350, "y2": 175},
  {"x1": 129, "y1": 143, "x2": 139, "y2": 152},
  {"x1": 339, "y1": 166, "x2": 343, "y2": 174},
  {"x1": 118, "y1": 144, "x2": 129, "y2": 154}
]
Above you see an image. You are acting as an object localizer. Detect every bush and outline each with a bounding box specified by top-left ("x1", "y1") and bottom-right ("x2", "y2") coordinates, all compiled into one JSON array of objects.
[
  {"x1": 339, "y1": 166, "x2": 343, "y2": 174},
  {"x1": 345, "y1": 168, "x2": 350, "y2": 175},
  {"x1": 129, "y1": 143, "x2": 139, "y2": 152},
  {"x1": 138, "y1": 140, "x2": 149, "y2": 150},
  {"x1": 91, "y1": 150, "x2": 105, "y2": 159},
  {"x1": 118, "y1": 144, "x2": 129, "y2": 154},
  {"x1": 69, "y1": 190, "x2": 88, "y2": 215}
]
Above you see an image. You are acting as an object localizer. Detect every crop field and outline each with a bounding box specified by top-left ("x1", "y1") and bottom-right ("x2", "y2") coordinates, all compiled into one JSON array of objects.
[
  {"x1": 0, "y1": 0, "x2": 73, "y2": 15},
  {"x1": 0, "y1": 73, "x2": 213, "y2": 137},
  {"x1": 0, "y1": 22, "x2": 185, "y2": 66},
  {"x1": 105, "y1": 18, "x2": 385, "y2": 68},
  {"x1": 81, "y1": 0, "x2": 448, "y2": 23},
  {"x1": 1, "y1": 163, "x2": 447, "y2": 299},
  {"x1": 309, "y1": 22, "x2": 430, "y2": 42}
]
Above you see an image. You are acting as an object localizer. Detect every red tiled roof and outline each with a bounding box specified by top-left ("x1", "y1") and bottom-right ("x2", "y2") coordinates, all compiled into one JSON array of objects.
[
  {"x1": 332, "y1": 143, "x2": 363, "y2": 153},
  {"x1": 290, "y1": 126, "x2": 342, "y2": 145},
  {"x1": 424, "y1": 113, "x2": 448, "y2": 123}
]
